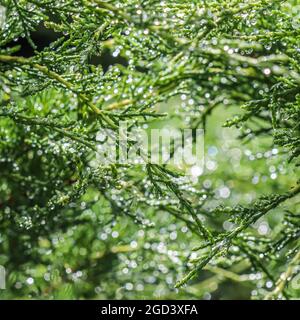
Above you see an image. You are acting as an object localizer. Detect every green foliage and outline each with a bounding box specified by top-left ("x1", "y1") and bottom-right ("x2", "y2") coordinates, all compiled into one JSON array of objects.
[{"x1": 0, "y1": 0, "x2": 299, "y2": 299}]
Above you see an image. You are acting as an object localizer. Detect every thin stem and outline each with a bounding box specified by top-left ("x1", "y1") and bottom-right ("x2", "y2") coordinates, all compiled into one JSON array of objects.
[
  {"x1": 176, "y1": 184, "x2": 300, "y2": 288},
  {"x1": 264, "y1": 247, "x2": 300, "y2": 300},
  {"x1": 0, "y1": 54, "x2": 117, "y2": 129}
]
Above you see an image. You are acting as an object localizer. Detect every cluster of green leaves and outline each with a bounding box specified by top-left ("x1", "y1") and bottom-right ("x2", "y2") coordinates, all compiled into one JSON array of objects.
[{"x1": 0, "y1": 0, "x2": 299, "y2": 299}]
